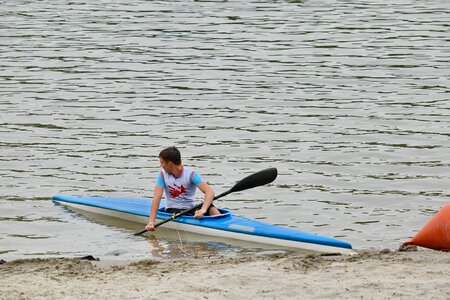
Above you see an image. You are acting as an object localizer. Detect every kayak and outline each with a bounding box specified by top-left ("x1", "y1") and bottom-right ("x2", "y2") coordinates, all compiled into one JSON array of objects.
[{"x1": 52, "y1": 195, "x2": 353, "y2": 254}]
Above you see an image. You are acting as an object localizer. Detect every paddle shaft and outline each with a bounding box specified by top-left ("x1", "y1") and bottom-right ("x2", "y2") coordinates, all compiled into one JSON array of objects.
[
  {"x1": 134, "y1": 192, "x2": 227, "y2": 235},
  {"x1": 134, "y1": 167, "x2": 277, "y2": 236},
  {"x1": 133, "y1": 187, "x2": 231, "y2": 236}
]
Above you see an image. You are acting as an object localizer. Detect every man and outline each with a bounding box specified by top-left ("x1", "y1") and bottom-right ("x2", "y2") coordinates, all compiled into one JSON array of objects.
[{"x1": 145, "y1": 146, "x2": 220, "y2": 231}]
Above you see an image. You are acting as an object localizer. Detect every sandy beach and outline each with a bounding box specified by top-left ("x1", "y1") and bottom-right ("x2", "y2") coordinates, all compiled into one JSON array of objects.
[{"x1": 1, "y1": 249, "x2": 449, "y2": 300}]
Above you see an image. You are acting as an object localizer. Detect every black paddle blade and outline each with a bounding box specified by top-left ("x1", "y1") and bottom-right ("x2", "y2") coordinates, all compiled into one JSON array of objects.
[{"x1": 229, "y1": 167, "x2": 277, "y2": 194}]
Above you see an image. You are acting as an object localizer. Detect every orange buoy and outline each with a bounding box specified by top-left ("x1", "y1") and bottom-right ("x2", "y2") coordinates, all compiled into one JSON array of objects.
[{"x1": 403, "y1": 204, "x2": 450, "y2": 251}]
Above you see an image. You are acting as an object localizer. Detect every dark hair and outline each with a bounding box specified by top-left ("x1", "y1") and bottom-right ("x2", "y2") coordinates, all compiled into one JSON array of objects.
[{"x1": 159, "y1": 146, "x2": 182, "y2": 165}]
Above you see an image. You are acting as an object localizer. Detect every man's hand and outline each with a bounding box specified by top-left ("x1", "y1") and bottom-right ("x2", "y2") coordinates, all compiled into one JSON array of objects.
[
  {"x1": 194, "y1": 208, "x2": 207, "y2": 219},
  {"x1": 145, "y1": 222, "x2": 155, "y2": 231}
]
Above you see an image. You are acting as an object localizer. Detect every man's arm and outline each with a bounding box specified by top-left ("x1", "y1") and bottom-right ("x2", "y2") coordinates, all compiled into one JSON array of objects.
[
  {"x1": 194, "y1": 181, "x2": 215, "y2": 219},
  {"x1": 145, "y1": 185, "x2": 164, "y2": 231}
]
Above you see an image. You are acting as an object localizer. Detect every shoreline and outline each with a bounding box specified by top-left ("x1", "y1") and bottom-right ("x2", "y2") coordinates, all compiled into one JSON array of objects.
[{"x1": 1, "y1": 249, "x2": 450, "y2": 299}]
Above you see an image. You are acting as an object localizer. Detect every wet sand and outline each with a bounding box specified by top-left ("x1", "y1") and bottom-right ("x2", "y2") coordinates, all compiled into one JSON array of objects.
[{"x1": 1, "y1": 249, "x2": 450, "y2": 299}]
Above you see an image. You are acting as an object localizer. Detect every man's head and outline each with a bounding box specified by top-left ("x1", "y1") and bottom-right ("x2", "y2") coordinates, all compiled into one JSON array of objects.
[{"x1": 159, "y1": 146, "x2": 182, "y2": 172}]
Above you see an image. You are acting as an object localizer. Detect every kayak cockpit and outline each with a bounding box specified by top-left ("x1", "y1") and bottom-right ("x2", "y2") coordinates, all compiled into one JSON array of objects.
[{"x1": 156, "y1": 207, "x2": 232, "y2": 220}]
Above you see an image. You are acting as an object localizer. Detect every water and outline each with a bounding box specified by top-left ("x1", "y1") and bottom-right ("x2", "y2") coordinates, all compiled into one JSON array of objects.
[{"x1": 1, "y1": 0, "x2": 449, "y2": 260}]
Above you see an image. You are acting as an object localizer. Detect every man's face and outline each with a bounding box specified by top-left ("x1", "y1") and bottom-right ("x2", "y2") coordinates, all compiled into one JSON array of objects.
[{"x1": 159, "y1": 158, "x2": 171, "y2": 173}]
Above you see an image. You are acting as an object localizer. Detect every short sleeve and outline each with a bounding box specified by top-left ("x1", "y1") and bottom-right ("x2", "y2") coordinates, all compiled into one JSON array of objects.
[
  {"x1": 156, "y1": 172, "x2": 166, "y2": 187},
  {"x1": 191, "y1": 171, "x2": 203, "y2": 186}
]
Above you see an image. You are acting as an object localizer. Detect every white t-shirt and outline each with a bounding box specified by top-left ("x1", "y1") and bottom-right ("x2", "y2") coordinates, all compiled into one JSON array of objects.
[{"x1": 156, "y1": 166, "x2": 202, "y2": 209}]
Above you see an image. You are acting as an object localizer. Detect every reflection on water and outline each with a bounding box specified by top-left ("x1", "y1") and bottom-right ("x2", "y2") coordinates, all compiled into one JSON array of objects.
[
  {"x1": 0, "y1": 0, "x2": 449, "y2": 260},
  {"x1": 145, "y1": 235, "x2": 237, "y2": 259}
]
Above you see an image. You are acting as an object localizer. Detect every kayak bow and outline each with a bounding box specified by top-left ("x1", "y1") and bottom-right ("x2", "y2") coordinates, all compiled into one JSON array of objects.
[{"x1": 52, "y1": 195, "x2": 353, "y2": 254}]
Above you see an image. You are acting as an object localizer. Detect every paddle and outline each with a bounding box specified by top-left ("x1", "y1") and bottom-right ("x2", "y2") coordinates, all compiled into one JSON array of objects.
[{"x1": 134, "y1": 167, "x2": 278, "y2": 236}]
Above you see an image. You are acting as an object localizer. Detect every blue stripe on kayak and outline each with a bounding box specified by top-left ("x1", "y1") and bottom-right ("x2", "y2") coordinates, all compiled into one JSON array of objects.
[
  {"x1": 53, "y1": 195, "x2": 154, "y2": 217},
  {"x1": 52, "y1": 195, "x2": 352, "y2": 250}
]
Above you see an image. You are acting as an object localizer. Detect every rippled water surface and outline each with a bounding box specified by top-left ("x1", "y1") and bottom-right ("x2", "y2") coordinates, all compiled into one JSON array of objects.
[{"x1": 1, "y1": 0, "x2": 449, "y2": 260}]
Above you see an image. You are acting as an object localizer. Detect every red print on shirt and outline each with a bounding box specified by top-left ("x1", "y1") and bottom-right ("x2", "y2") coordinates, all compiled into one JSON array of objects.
[{"x1": 168, "y1": 184, "x2": 186, "y2": 198}]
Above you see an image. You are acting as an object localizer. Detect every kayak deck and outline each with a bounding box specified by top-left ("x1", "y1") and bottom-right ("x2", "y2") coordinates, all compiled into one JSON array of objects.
[{"x1": 52, "y1": 195, "x2": 353, "y2": 254}]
